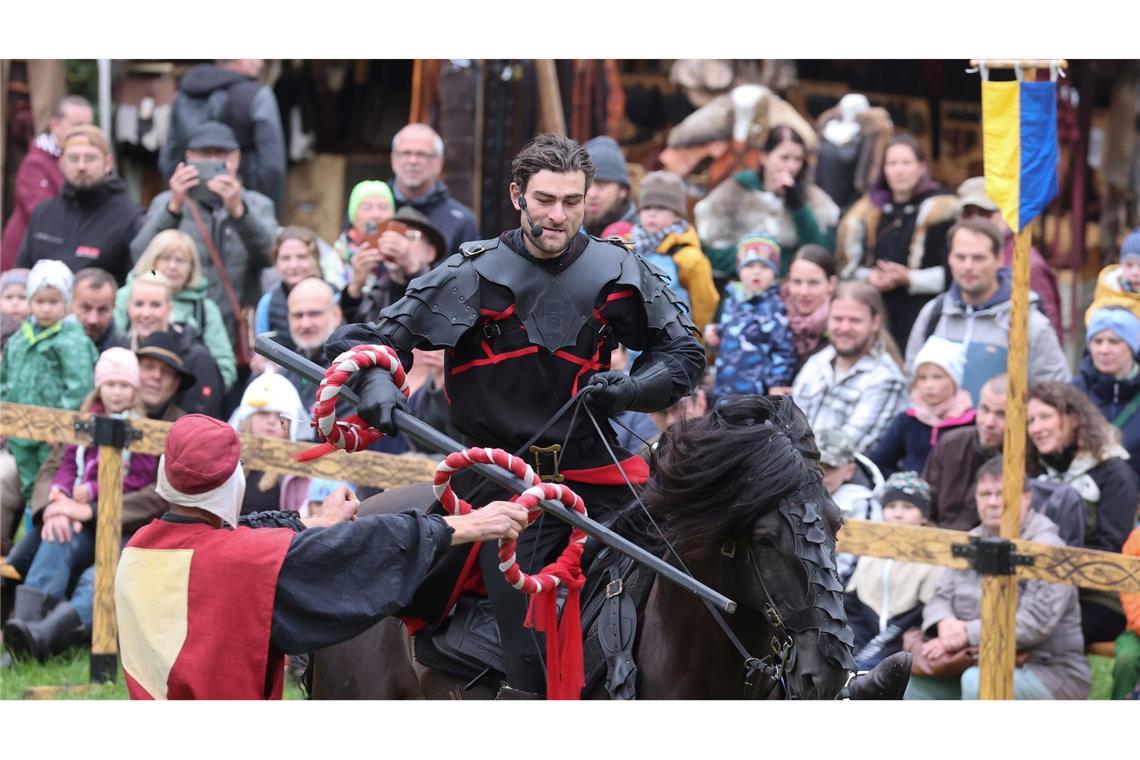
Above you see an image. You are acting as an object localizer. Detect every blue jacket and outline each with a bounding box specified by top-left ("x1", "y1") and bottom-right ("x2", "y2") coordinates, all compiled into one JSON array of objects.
[
  {"x1": 870, "y1": 407, "x2": 977, "y2": 479},
  {"x1": 712, "y1": 282, "x2": 795, "y2": 399},
  {"x1": 1072, "y1": 354, "x2": 1140, "y2": 483}
]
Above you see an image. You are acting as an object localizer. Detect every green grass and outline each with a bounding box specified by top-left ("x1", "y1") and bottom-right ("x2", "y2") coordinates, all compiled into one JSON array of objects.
[{"x1": 1, "y1": 645, "x2": 306, "y2": 700}]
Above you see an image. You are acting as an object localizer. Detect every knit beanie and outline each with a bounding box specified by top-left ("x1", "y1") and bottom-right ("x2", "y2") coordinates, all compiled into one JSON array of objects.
[
  {"x1": 876, "y1": 471, "x2": 932, "y2": 518},
  {"x1": 347, "y1": 180, "x2": 395, "y2": 226},
  {"x1": 639, "y1": 171, "x2": 687, "y2": 218},
  {"x1": 27, "y1": 259, "x2": 74, "y2": 306},
  {"x1": 1121, "y1": 228, "x2": 1140, "y2": 262},
  {"x1": 911, "y1": 334, "x2": 966, "y2": 390},
  {"x1": 736, "y1": 232, "x2": 781, "y2": 274},
  {"x1": 583, "y1": 136, "x2": 630, "y2": 186},
  {"x1": 156, "y1": 415, "x2": 245, "y2": 528},
  {"x1": 1087, "y1": 307, "x2": 1140, "y2": 356},
  {"x1": 0, "y1": 268, "x2": 29, "y2": 294},
  {"x1": 94, "y1": 347, "x2": 141, "y2": 390},
  {"x1": 228, "y1": 371, "x2": 310, "y2": 442}
]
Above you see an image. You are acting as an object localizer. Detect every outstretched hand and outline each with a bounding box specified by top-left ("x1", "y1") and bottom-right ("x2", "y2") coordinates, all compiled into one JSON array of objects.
[
  {"x1": 444, "y1": 501, "x2": 529, "y2": 545},
  {"x1": 303, "y1": 486, "x2": 360, "y2": 529}
]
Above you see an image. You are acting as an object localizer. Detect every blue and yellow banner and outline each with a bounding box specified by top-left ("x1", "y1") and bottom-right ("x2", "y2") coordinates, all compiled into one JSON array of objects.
[{"x1": 982, "y1": 81, "x2": 1059, "y2": 232}]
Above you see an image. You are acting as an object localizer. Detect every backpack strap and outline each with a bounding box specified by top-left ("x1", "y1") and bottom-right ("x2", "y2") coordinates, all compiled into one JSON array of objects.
[{"x1": 1113, "y1": 393, "x2": 1140, "y2": 429}]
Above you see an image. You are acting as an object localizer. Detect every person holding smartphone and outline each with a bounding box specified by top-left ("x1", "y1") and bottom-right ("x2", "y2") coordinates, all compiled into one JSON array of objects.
[{"x1": 130, "y1": 121, "x2": 278, "y2": 341}]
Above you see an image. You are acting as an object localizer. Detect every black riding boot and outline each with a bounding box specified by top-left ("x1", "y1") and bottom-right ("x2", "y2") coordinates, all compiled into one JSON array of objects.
[
  {"x1": 2, "y1": 586, "x2": 55, "y2": 667},
  {"x1": 3, "y1": 600, "x2": 86, "y2": 663},
  {"x1": 842, "y1": 651, "x2": 912, "y2": 700}
]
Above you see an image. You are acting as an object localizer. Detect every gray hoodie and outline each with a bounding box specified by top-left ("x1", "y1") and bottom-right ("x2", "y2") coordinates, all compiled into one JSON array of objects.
[{"x1": 921, "y1": 510, "x2": 1090, "y2": 699}]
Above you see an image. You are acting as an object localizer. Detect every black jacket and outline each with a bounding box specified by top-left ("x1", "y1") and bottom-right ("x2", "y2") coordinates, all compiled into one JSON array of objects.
[
  {"x1": 158, "y1": 64, "x2": 287, "y2": 211},
  {"x1": 16, "y1": 178, "x2": 143, "y2": 285},
  {"x1": 392, "y1": 180, "x2": 480, "y2": 260},
  {"x1": 112, "y1": 323, "x2": 224, "y2": 419}
]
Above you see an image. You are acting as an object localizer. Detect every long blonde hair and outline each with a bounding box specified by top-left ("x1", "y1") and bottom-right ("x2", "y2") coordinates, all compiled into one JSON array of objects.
[{"x1": 133, "y1": 229, "x2": 202, "y2": 290}]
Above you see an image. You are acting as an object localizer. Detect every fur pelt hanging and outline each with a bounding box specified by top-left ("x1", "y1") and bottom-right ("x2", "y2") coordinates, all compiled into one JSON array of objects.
[
  {"x1": 665, "y1": 86, "x2": 818, "y2": 152},
  {"x1": 814, "y1": 105, "x2": 894, "y2": 199},
  {"x1": 694, "y1": 177, "x2": 840, "y2": 255}
]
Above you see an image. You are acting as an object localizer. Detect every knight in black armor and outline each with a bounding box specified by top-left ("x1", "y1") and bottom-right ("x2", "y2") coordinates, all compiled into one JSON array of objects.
[{"x1": 325, "y1": 134, "x2": 706, "y2": 698}]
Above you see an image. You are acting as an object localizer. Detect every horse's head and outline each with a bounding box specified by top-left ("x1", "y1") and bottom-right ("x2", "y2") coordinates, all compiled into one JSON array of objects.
[{"x1": 643, "y1": 395, "x2": 855, "y2": 699}]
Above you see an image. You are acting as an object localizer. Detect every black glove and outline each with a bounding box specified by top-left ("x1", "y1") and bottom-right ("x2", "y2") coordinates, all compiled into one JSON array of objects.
[
  {"x1": 783, "y1": 180, "x2": 804, "y2": 211},
  {"x1": 355, "y1": 367, "x2": 408, "y2": 436},
  {"x1": 586, "y1": 362, "x2": 678, "y2": 416}
]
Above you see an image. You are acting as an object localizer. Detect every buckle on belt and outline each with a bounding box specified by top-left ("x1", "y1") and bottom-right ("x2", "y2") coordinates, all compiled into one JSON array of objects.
[
  {"x1": 529, "y1": 443, "x2": 564, "y2": 483},
  {"x1": 605, "y1": 578, "x2": 624, "y2": 599}
]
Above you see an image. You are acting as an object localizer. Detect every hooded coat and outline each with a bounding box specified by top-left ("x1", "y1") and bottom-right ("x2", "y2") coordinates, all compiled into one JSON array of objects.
[
  {"x1": 113, "y1": 271, "x2": 236, "y2": 390},
  {"x1": 921, "y1": 510, "x2": 1091, "y2": 700},
  {"x1": 905, "y1": 268, "x2": 1070, "y2": 405},
  {"x1": 158, "y1": 63, "x2": 287, "y2": 211}
]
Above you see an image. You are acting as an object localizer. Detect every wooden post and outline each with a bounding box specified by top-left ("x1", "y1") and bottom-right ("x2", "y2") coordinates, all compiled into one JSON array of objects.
[
  {"x1": 90, "y1": 442, "x2": 124, "y2": 684},
  {"x1": 534, "y1": 60, "x2": 566, "y2": 136},
  {"x1": 979, "y1": 574, "x2": 1017, "y2": 699}
]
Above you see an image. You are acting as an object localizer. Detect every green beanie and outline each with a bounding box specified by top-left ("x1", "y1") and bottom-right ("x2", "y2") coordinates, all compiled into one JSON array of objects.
[{"x1": 347, "y1": 181, "x2": 395, "y2": 225}]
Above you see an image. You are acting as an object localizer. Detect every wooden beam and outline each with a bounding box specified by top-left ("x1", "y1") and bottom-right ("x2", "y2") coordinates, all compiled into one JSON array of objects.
[
  {"x1": 534, "y1": 60, "x2": 566, "y2": 136},
  {"x1": 969, "y1": 59, "x2": 1068, "y2": 71},
  {"x1": 838, "y1": 520, "x2": 1140, "y2": 593},
  {"x1": 90, "y1": 445, "x2": 123, "y2": 683},
  {"x1": 0, "y1": 404, "x2": 439, "y2": 491},
  {"x1": 979, "y1": 575, "x2": 1017, "y2": 699}
]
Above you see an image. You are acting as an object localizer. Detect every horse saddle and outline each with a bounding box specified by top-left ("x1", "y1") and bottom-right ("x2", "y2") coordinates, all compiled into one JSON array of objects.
[{"x1": 414, "y1": 532, "x2": 654, "y2": 699}]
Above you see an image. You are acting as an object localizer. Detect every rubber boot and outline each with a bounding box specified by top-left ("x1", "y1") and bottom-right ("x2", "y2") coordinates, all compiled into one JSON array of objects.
[
  {"x1": 842, "y1": 651, "x2": 912, "y2": 700},
  {"x1": 8, "y1": 585, "x2": 52, "y2": 625},
  {"x1": 3, "y1": 600, "x2": 86, "y2": 663},
  {"x1": 496, "y1": 683, "x2": 545, "y2": 700}
]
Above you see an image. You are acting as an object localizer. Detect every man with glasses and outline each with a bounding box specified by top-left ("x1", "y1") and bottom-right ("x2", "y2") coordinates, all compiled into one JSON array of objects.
[
  {"x1": 14, "y1": 125, "x2": 143, "y2": 284},
  {"x1": 389, "y1": 123, "x2": 479, "y2": 259}
]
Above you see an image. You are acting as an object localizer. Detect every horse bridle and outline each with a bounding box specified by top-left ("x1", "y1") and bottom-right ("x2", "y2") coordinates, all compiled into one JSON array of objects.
[{"x1": 712, "y1": 537, "x2": 797, "y2": 699}]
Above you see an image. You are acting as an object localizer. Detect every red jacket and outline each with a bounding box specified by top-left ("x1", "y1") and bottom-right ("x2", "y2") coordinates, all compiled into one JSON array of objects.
[
  {"x1": 116, "y1": 519, "x2": 293, "y2": 700},
  {"x1": 1, "y1": 139, "x2": 64, "y2": 270}
]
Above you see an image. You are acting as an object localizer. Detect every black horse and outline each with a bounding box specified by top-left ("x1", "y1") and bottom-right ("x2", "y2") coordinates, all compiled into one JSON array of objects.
[{"x1": 310, "y1": 396, "x2": 861, "y2": 699}]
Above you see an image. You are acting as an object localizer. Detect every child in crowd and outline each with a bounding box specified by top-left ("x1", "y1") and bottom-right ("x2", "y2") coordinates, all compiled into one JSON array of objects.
[
  {"x1": 817, "y1": 428, "x2": 882, "y2": 585},
  {"x1": 871, "y1": 334, "x2": 975, "y2": 478},
  {"x1": 228, "y1": 371, "x2": 344, "y2": 520},
  {"x1": 0, "y1": 260, "x2": 98, "y2": 500},
  {"x1": 630, "y1": 170, "x2": 719, "y2": 332},
  {"x1": 706, "y1": 232, "x2": 795, "y2": 401},
  {"x1": 1115, "y1": 526, "x2": 1140, "y2": 699},
  {"x1": 844, "y1": 471, "x2": 944, "y2": 669},
  {"x1": 0, "y1": 268, "x2": 30, "y2": 322},
  {"x1": 1085, "y1": 228, "x2": 1140, "y2": 323},
  {"x1": 2, "y1": 348, "x2": 158, "y2": 662}
]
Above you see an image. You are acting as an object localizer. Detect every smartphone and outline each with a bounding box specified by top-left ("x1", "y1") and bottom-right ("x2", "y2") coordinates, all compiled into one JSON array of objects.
[
  {"x1": 187, "y1": 159, "x2": 227, "y2": 205},
  {"x1": 358, "y1": 221, "x2": 383, "y2": 250}
]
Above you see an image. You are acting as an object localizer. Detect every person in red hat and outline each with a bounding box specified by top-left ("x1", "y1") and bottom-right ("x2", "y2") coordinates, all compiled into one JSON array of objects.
[{"x1": 115, "y1": 414, "x2": 528, "y2": 700}]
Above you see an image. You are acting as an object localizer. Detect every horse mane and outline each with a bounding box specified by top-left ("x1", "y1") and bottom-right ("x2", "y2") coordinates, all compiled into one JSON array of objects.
[{"x1": 639, "y1": 395, "x2": 833, "y2": 558}]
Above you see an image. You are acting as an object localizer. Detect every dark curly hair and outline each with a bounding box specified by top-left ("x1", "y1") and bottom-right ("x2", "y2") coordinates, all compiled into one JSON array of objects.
[
  {"x1": 511, "y1": 133, "x2": 596, "y2": 194},
  {"x1": 1027, "y1": 381, "x2": 1121, "y2": 461}
]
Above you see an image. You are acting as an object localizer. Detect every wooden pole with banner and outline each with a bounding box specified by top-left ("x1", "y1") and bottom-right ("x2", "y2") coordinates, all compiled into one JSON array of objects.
[{"x1": 90, "y1": 442, "x2": 124, "y2": 683}]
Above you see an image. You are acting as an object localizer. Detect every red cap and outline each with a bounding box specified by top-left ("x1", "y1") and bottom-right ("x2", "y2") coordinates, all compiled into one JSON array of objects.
[{"x1": 162, "y1": 415, "x2": 241, "y2": 495}]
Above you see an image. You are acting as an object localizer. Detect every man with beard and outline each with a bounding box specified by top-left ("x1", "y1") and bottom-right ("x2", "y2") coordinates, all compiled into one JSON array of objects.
[
  {"x1": 905, "y1": 217, "x2": 1068, "y2": 403},
  {"x1": 2, "y1": 95, "x2": 93, "y2": 267},
  {"x1": 389, "y1": 123, "x2": 479, "y2": 258},
  {"x1": 327, "y1": 133, "x2": 705, "y2": 698},
  {"x1": 15, "y1": 125, "x2": 143, "y2": 284},
  {"x1": 582, "y1": 136, "x2": 637, "y2": 238},
  {"x1": 71, "y1": 268, "x2": 123, "y2": 352},
  {"x1": 793, "y1": 281, "x2": 909, "y2": 455}
]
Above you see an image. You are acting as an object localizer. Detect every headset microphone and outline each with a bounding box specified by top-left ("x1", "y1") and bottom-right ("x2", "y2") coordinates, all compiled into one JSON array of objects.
[{"x1": 518, "y1": 195, "x2": 544, "y2": 238}]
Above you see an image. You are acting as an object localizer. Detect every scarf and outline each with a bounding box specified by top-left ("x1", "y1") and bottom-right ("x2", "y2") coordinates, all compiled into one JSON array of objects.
[
  {"x1": 783, "y1": 292, "x2": 830, "y2": 359},
  {"x1": 908, "y1": 388, "x2": 974, "y2": 430},
  {"x1": 630, "y1": 220, "x2": 688, "y2": 258},
  {"x1": 34, "y1": 131, "x2": 61, "y2": 158}
]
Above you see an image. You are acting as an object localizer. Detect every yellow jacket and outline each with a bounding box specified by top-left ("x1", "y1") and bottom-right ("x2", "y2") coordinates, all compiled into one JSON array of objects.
[
  {"x1": 655, "y1": 225, "x2": 720, "y2": 332},
  {"x1": 1085, "y1": 265, "x2": 1140, "y2": 326}
]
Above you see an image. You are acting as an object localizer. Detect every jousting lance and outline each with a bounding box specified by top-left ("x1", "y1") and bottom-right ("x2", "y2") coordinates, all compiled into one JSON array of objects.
[{"x1": 254, "y1": 336, "x2": 737, "y2": 614}]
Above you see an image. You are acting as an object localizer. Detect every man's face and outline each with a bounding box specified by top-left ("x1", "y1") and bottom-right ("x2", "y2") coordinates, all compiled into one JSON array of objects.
[
  {"x1": 392, "y1": 128, "x2": 443, "y2": 196},
  {"x1": 288, "y1": 283, "x2": 342, "y2": 351},
  {"x1": 128, "y1": 281, "x2": 172, "y2": 339},
  {"x1": 185, "y1": 147, "x2": 240, "y2": 176},
  {"x1": 584, "y1": 180, "x2": 628, "y2": 229},
  {"x1": 50, "y1": 102, "x2": 94, "y2": 144},
  {"x1": 975, "y1": 384, "x2": 1007, "y2": 449},
  {"x1": 948, "y1": 228, "x2": 1001, "y2": 301},
  {"x1": 510, "y1": 170, "x2": 587, "y2": 258},
  {"x1": 60, "y1": 139, "x2": 112, "y2": 189},
  {"x1": 72, "y1": 280, "x2": 116, "y2": 342},
  {"x1": 975, "y1": 474, "x2": 1031, "y2": 533},
  {"x1": 138, "y1": 357, "x2": 180, "y2": 410},
  {"x1": 820, "y1": 462, "x2": 855, "y2": 495},
  {"x1": 827, "y1": 298, "x2": 879, "y2": 359}
]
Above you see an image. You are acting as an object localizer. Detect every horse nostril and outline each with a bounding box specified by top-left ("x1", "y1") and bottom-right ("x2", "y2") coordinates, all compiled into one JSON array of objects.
[{"x1": 800, "y1": 672, "x2": 816, "y2": 697}]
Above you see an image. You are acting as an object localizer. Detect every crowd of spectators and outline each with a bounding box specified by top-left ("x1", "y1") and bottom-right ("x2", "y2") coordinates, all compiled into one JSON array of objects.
[{"x1": 0, "y1": 73, "x2": 1137, "y2": 700}]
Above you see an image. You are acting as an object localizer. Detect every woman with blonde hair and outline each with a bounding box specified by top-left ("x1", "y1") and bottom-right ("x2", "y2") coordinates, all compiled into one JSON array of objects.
[
  {"x1": 254, "y1": 226, "x2": 322, "y2": 353},
  {"x1": 113, "y1": 229, "x2": 235, "y2": 390}
]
